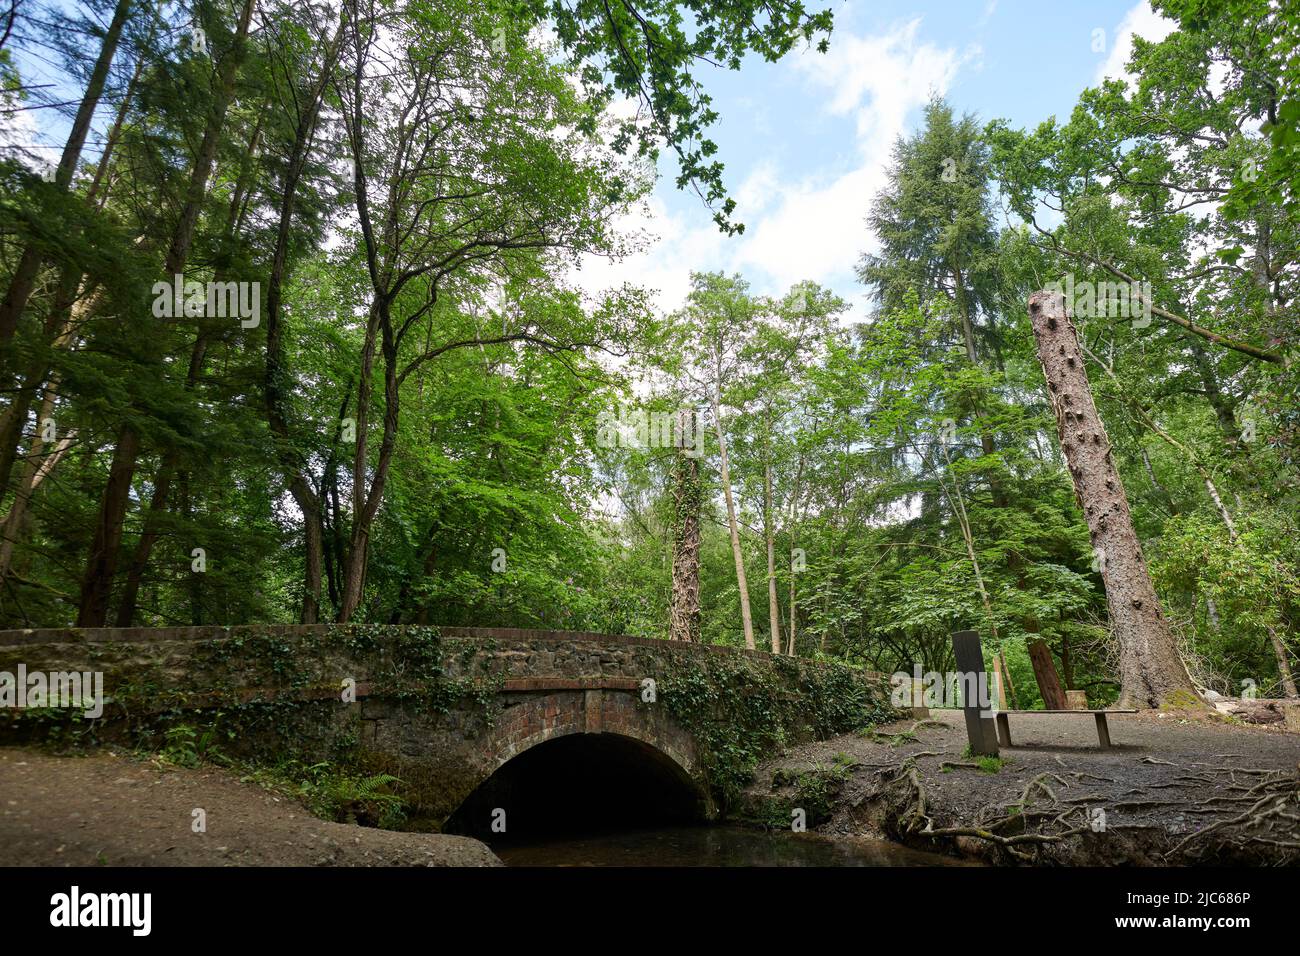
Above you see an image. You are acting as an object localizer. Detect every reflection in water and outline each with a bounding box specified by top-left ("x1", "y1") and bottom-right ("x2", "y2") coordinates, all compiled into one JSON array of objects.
[{"x1": 490, "y1": 825, "x2": 973, "y2": 867}]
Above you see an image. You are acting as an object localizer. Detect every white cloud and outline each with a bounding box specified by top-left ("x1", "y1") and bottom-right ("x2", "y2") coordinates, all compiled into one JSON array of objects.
[
  {"x1": 1095, "y1": 1, "x2": 1175, "y2": 86},
  {"x1": 571, "y1": 18, "x2": 978, "y2": 319},
  {"x1": 736, "y1": 20, "x2": 976, "y2": 294}
]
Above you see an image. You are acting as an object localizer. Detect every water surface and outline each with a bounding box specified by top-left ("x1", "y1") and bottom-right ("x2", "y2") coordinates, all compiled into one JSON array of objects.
[{"x1": 489, "y1": 825, "x2": 973, "y2": 867}]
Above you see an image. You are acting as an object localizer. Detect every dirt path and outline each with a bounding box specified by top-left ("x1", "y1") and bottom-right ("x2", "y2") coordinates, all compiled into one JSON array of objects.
[
  {"x1": 750, "y1": 710, "x2": 1300, "y2": 865},
  {"x1": 0, "y1": 748, "x2": 500, "y2": 867}
]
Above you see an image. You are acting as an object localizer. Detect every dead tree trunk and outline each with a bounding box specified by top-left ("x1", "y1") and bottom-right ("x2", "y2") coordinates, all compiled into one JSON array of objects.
[{"x1": 1028, "y1": 290, "x2": 1203, "y2": 709}]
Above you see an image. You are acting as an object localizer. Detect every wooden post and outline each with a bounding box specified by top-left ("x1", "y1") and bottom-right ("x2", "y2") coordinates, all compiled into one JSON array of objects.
[
  {"x1": 1027, "y1": 638, "x2": 1069, "y2": 710},
  {"x1": 951, "y1": 630, "x2": 998, "y2": 756}
]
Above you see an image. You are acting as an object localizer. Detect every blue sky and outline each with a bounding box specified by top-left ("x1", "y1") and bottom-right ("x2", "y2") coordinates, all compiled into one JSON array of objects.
[
  {"x1": 6, "y1": 0, "x2": 1176, "y2": 322},
  {"x1": 576, "y1": 0, "x2": 1175, "y2": 320}
]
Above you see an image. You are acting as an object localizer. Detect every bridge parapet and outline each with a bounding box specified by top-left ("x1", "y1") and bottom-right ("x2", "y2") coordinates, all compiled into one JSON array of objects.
[{"x1": 0, "y1": 626, "x2": 897, "y2": 825}]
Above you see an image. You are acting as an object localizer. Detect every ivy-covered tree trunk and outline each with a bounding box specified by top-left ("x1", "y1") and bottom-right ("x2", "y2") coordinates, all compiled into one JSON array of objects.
[
  {"x1": 1028, "y1": 290, "x2": 1203, "y2": 709},
  {"x1": 669, "y1": 419, "x2": 702, "y2": 643}
]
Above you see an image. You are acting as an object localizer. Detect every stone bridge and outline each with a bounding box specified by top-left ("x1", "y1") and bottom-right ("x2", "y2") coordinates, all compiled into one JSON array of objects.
[{"x1": 0, "y1": 626, "x2": 890, "y2": 835}]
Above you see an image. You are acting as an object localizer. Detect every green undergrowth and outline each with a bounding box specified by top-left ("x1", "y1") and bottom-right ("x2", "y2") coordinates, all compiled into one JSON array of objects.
[
  {"x1": 145, "y1": 718, "x2": 410, "y2": 829},
  {"x1": 741, "y1": 755, "x2": 860, "y2": 829},
  {"x1": 659, "y1": 652, "x2": 897, "y2": 809},
  {"x1": 237, "y1": 758, "x2": 409, "y2": 830}
]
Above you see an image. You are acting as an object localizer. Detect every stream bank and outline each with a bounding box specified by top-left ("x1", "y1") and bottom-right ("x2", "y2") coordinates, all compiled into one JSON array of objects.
[{"x1": 741, "y1": 710, "x2": 1300, "y2": 865}]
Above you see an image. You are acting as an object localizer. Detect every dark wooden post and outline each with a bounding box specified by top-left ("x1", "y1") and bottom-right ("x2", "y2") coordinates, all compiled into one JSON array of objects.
[
  {"x1": 1027, "y1": 638, "x2": 1069, "y2": 710},
  {"x1": 952, "y1": 629, "x2": 998, "y2": 756}
]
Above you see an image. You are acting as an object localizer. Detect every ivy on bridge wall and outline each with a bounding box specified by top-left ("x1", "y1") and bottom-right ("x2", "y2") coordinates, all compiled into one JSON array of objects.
[{"x1": 0, "y1": 625, "x2": 899, "y2": 816}]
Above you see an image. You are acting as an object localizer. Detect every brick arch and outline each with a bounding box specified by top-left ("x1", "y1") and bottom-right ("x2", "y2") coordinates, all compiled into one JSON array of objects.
[{"x1": 462, "y1": 689, "x2": 714, "y2": 819}]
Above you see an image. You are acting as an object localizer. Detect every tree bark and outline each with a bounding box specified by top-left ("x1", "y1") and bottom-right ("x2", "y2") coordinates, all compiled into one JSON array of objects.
[
  {"x1": 0, "y1": 381, "x2": 74, "y2": 582},
  {"x1": 785, "y1": 451, "x2": 805, "y2": 656},
  {"x1": 668, "y1": 412, "x2": 702, "y2": 643},
  {"x1": 264, "y1": 19, "x2": 345, "y2": 624},
  {"x1": 76, "y1": 425, "x2": 140, "y2": 625},
  {"x1": 763, "y1": 458, "x2": 782, "y2": 654},
  {"x1": 1027, "y1": 638, "x2": 1068, "y2": 709},
  {"x1": 1028, "y1": 290, "x2": 1202, "y2": 709},
  {"x1": 1266, "y1": 626, "x2": 1298, "y2": 698},
  {"x1": 711, "y1": 392, "x2": 755, "y2": 650}
]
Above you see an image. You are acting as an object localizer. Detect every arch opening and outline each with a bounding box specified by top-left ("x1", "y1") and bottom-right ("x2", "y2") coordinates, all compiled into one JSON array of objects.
[{"x1": 443, "y1": 732, "x2": 706, "y2": 840}]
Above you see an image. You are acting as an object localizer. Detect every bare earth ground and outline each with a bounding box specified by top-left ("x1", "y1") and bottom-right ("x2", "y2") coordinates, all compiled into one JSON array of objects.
[
  {"x1": 753, "y1": 710, "x2": 1300, "y2": 865},
  {"x1": 0, "y1": 748, "x2": 501, "y2": 867}
]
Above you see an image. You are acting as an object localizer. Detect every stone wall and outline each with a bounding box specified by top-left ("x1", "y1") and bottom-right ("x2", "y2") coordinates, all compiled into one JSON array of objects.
[{"x1": 0, "y1": 625, "x2": 894, "y2": 826}]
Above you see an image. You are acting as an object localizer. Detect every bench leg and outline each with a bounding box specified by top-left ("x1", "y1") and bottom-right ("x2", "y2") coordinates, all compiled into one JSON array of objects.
[
  {"x1": 1094, "y1": 713, "x2": 1112, "y2": 749},
  {"x1": 996, "y1": 712, "x2": 1011, "y2": 747}
]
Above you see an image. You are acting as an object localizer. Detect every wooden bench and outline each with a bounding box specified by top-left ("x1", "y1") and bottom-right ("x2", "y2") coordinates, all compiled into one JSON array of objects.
[{"x1": 994, "y1": 709, "x2": 1137, "y2": 749}]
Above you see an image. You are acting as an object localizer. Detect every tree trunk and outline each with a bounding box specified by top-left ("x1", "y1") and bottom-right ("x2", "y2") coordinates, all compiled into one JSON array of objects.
[
  {"x1": 0, "y1": 381, "x2": 74, "y2": 582},
  {"x1": 75, "y1": 0, "x2": 255, "y2": 625},
  {"x1": 263, "y1": 18, "x2": 346, "y2": 624},
  {"x1": 668, "y1": 415, "x2": 702, "y2": 643},
  {"x1": 763, "y1": 459, "x2": 782, "y2": 654},
  {"x1": 0, "y1": 0, "x2": 132, "y2": 346},
  {"x1": 114, "y1": 99, "x2": 263, "y2": 627},
  {"x1": 76, "y1": 425, "x2": 141, "y2": 625},
  {"x1": 711, "y1": 394, "x2": 755, "y2": 650},
  {"x1": 1027, "y1": 639, "x2": 1068, "y2": 709},
  {"x1": 1028, "y1": 290, "x2": 1202, "y2": 709},
  {"x1": 162, "y1": 0, "x2": 255, "y2": 277},
  {"x1": 991, "y1": 652, "x2": 1009, "y2": 709},
  {"x1": 786, "y1": 451, "x2": 806, "y2": 656},
  {"x1": 112, "y1": 459, "x2": 174, "y2": 627},
  {"x1": 1266, "y1": 626, "x2": 1298, "y2": 698}
]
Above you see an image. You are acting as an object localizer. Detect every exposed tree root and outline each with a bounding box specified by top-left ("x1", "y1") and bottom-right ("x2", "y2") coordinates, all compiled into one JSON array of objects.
[
  {"x1": 859, "y1": 719, "x2": 948, "y2": 747},
  {"x1": 876, "y1": 754, "x2": 1300, "y2": 865}
]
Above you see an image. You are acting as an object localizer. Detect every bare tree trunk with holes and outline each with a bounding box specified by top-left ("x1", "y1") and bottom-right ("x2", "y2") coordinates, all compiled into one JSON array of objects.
[
  {"x1": 668, "y1": 410, "x2": 702, "y2": 643},
  {"x1": 1028, "y1": 291, "x2": 1203, "y2": 709}
]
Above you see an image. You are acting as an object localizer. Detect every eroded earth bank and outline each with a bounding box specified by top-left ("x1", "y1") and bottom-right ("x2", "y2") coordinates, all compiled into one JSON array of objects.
[{"x1": 741, "y1": 710, "x2": 1300, "y2": 865}]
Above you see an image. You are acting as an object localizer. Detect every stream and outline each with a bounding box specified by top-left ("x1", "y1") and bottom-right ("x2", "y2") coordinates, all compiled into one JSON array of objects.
[{"x1": 486, "y1": 825, "x2": 974, "y2": 866}]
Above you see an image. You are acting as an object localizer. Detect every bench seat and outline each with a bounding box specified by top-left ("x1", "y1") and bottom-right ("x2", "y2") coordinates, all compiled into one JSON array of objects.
[{"x1": 994, "y1": 709, "x2": 1138, "y2": 749}]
